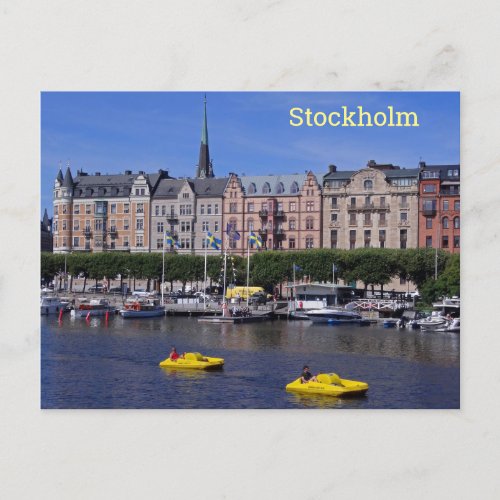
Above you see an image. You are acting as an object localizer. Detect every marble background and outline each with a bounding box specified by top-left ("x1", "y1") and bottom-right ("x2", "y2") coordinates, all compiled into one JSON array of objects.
[{"x1": 1, "y1": 1, "x2": 499, "y2": 498}]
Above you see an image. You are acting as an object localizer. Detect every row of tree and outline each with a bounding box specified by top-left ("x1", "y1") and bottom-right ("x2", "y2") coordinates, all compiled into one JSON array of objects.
[{"x1": 41, "y1": 248, "x2": 459, "y2": 303}]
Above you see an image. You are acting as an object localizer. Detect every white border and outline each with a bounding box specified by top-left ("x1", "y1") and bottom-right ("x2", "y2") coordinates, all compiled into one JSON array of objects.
[{"x1": 1, "y1": 1, "x2": 499, "y2": 498}]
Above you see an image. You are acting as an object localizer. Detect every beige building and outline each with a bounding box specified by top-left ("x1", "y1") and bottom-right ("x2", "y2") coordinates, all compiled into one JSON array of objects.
[{"x1": 322, "y1": 161, "x2": 419, "y2": 250}]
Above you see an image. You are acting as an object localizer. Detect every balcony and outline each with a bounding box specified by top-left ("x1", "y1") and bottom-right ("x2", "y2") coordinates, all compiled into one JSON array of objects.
[
  {"x1": 363, "y1": 221, "x2": 373, "y2": 227},
  {"x1": 258, "y1": 228, "x2": 268, "y2": 237},
  {"x1": 82, "y1": 229, "x2": 92, "y2": 238},
  {"x1": 259, "y1": 209, "x2": 269, "y2": 217},
  {"x1": 422, "y1": 208, "x2": 436, "y2": 216},
  {"x1": 109, "y1": 228, "x2": 117, "y2": 237},
  {"x1": 398, "y1": 220, "x2": 411, "y2": 227},
  {"x1": 273, "y1": 210, "x2": 285, "y2": 218},
  {"x1": 399, "y1": 202, "x2": 409, "y2": 209},
  {"x1": 329, "y1": 221, "x2": 340, "y2": 228}
]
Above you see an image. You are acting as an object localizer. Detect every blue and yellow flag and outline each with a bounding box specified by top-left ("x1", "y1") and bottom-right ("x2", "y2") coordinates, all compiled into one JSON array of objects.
[
  {"x1": 165, "y1": 231, "x2": 181, "y2": 249},
  {"x1": 206, "y1": 231, "x2": 222, "y2": 250},
  {"x1": 249, "y1": 231, "x2": 263, "y2": 248}
]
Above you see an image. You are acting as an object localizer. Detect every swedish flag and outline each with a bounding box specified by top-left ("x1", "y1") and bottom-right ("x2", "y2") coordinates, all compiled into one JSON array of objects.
[
  {"x1": 164, "y1": 231, "x2": 174, "y2": 246},
  {"x1": 249, "y1": 231, "x2": 263, "y2": 248},
  {"x1": 206, "y1": 231, "x2": 222, "y2": 250}
]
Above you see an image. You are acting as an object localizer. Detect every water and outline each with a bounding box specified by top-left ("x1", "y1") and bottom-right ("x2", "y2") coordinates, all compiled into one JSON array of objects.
[{"x1": 41, "y1": 315, "x2": 460, "y2": 409}]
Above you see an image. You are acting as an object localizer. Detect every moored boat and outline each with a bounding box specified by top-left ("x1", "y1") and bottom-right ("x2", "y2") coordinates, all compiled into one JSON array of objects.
[
  {"x1": 305, "y1": 307, "x2": 366, "y2": 324},
  {"x1": 119, "y1": 298, "x2": 165, "y2": 318},
  {"x1": 286, "y1": 373, "x2": 368, "y2": 397},
  {"x1": 71, "y1": 298, "x2": 114, "y2": 318},
  {"x1": 159, "y1": 352, "x2": 224, "y2": 370},
  {"x1": 40, "y1": 295, "x2": 66, "y2": 315}
]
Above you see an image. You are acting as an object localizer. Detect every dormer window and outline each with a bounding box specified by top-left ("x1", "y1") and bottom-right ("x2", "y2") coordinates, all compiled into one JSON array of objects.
[
  {"x1": 364, "y1": 179, "x2": 373, "y2": 190},
  {"x1": 248, "y1": 183, "x2": 256, "y2": 194},
  {"x1": 290, "y1": 182, "x2": 299, "y2": 194},
  {"x1": 262, "y1": 182, "x2": 271, "y2": 194},
  {"x1": 276, "y1": 182, "x2": 285, "y2": 194}
]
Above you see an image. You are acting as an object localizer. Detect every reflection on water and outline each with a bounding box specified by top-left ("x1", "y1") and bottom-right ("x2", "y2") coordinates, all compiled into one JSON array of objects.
[{"x1": 42, "y1": 315, "x2": 459, "y2": 409}]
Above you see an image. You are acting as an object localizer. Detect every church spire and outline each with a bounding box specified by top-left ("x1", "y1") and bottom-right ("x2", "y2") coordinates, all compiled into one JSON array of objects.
[{"x1": 196, "y1": 94, "x2": 214, "y2": 178}]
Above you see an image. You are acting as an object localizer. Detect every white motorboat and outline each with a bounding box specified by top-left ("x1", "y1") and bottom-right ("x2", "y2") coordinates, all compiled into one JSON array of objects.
[
  {"x1": 419, "y1": 297, "x2": 460, "y2": 332},
  {"x1": 71, "y1": 298, "x2": 114, "y2": 318},
  {"x1": 119, "y1": 298, "x2": 165, "y2": 318},
  {"x1": 306, "y1": 307, "x2": 366, "y2": 324},
  {"x1": 40, "y1": 295, "x2": 65, "y2": 315},
  {"x1": 434, "y1": 318, "x2": 460, "y2": 333},
  {"x1": 416, "y1": 314, "x2": 449, "y2": 331}
]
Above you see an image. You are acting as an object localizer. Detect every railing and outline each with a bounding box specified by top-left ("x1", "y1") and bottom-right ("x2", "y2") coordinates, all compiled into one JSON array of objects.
[
  {"x1": 273, "y1": 210, "x2": 284, "y2": 217},
  {"x1": 259, "y1": 209, "x2": 269, "y2": 217},
  {"x1": 422, "y1": 209, "x2": 436, "y2": 216}
]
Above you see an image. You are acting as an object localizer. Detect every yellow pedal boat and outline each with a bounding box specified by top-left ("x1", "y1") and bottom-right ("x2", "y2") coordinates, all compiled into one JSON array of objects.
[
  {"x1": 286, "y1": 373, "x2": 368, "y2": 397},
  {"x1": 159, "y1": 352, "x2": 224, "y2": 370}
]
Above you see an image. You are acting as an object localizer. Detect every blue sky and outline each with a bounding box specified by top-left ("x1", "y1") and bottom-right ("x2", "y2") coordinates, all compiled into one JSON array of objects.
[{"x1": 41, "y1": 91, "x2": 459, "y2": 215}]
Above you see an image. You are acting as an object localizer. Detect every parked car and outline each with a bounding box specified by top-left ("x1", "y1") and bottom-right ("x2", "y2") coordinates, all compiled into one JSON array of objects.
[
  {"x1": 108, "y1": 286, "x2": 124, "y2": 294},
  {"x1": 87, "y1": 284, "x2": 104, "y2": 293},
  {"x1": 250, "y1": 292, "x2": 267, "y2": 305},
  {"x1": 132, "y1": 289, "x2": 150, "y2": 297}
]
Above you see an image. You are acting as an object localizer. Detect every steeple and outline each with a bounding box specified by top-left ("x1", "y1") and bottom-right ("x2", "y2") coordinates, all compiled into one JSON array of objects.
[
  {"x1": 56, "y1": 164, "x2": 64, "y2": 184},
  {"x1": 196, "y1": 95, "x2": 214, "y2": 178}
]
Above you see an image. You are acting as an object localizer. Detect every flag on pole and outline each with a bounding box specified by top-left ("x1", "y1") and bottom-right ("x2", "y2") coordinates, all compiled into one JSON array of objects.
[
  {"x1": 293, "y1": 264, "x2": 302, "y2": 271},
  {"x1": 226, "y1": 223, "x2": 241, "y2": 240},
  {"x1": 206, "y1": 232, "x2": 222, "y2": 250},
  {"x1": 249, "y1": 231, "x2": 262, "y2": 248},
  {"x1": 165, "y1": 231, "x2": 181, "y2": 249}
]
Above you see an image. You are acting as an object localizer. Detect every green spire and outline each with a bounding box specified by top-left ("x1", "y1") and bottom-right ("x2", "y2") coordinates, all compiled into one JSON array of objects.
[{"x1": 201, "y1": 94, "x2": 208, "y2": 145}]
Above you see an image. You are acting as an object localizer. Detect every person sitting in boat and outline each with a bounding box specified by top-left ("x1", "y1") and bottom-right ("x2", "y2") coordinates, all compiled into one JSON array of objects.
[
  {"x1": 170, "y1": 347, "x2": 180, "y2": 361},
  {"x1": 301, "y1": 365, "x2": 318, "y2": 384}
]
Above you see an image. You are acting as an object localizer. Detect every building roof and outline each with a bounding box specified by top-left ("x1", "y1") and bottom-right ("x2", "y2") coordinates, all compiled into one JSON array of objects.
[
  {"x1": 152, "y1": 177, "x2": 229, "y2": 199},
  {"x1": 323, "y1": 167, "x2": 420, "y2": 181},
  {"x1": 62, "y1": 166, "x2": 74, "y2": 188},
  {"x1": 420, "y1": 163, "x2": 460, "y2": 181},
  {"x1": 239, "y1": 173, "x2": 316, "y2": 196}
]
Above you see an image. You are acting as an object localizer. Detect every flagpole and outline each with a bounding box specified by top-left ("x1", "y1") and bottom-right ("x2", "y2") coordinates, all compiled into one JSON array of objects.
[
  {"x1": 222, "y1": 241, "x2": 228, "y2": 317},
  {"x1": 161, "y1": 231, "x2": 166, "y2": 306},
  {"x1": 246, "y1": 234, "x2": 250, "y2": 308},
  {"x1": 293, "y1": 262, "x2": 296, "y2": 312}
]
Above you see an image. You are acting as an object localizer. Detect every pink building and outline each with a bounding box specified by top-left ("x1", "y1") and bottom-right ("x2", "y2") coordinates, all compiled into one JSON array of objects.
[{"x1": 222, "y1": 172, "x2": 322, "y2": 255}]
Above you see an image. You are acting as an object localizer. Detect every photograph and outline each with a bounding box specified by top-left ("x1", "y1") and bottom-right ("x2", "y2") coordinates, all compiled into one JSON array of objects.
[{"x1": 40, "y1": 91, "x2": 460, "y2": 409}]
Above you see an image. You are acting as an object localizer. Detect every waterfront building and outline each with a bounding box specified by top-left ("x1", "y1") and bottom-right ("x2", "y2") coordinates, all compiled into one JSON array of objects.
[
  {"x1": 322, "y1": 161, "x2": 420, "y2": 250},
  {"x1": 418, "y1": 162, "x2": 460, "y2": 253},
  {"x1": 41, "y1": 209, "x2": 53, "y2": 252},
  {"x1": 222, "y1": 171, "x2": 322, "y2": 255},
  {"x1": 53, "y1": 166, "x2": 172, "y2": 253}
]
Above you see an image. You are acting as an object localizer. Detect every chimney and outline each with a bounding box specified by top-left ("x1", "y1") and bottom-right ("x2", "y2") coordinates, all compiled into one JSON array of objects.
[
  {"x1": 328, "y1": 164, "x2": 337, "y2": 173},
  {"x1": 125, "y1": 170, "x2": 132, "y2": 175},
  {"x1": 367, "y1": 160, "x2": 376, "y2": 168},
  {"x1": 138, "y1": 170, "x2": 145, "y2": 175},
  {"x1": 418, "y1": 161, "x2": 426, "y2": 169},
  {"x1": 95, "y1": 172, "x2": 100, "y2": 176}
]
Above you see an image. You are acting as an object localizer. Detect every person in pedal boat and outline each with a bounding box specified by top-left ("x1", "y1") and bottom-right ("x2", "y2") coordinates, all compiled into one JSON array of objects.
[
  {"x1": 170, "y1": 347, "x2": 180, "y2": 361},
  {"x1": 301, "y1": 365, "x2": 318, "y2": 383}
]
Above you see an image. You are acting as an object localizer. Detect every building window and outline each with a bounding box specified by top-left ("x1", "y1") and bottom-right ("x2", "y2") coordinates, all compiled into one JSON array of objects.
[
  {"x1": 349, "y1": 213, "x2": 356, "y2": 225},
  {"x1": 364, "y1": 213, "x2": 371, "y2": 225},
  {"x1": 62, "y1": 220, "x2": 67, "y2": 230},
  {"x1": 400, "y1": 212, "x2": 407, "y2": 222},
  {"x1": 73, "y1": 204, "x2": 80, "y2": 214},
  {"x1": 331, "y1": 213, "x2": 337, "y2": 222},
  {"x1": 123, "y1": 236, "x2": 129, "y2": 247},
  {"x1": 180, "y1": 204, "x2": 192, "y2": 215},
  {"x1": 454, "y1": 200, "x2": 460, "y2": 211},
  {"x1": 157, "y1": 238, "x2": 163, "y2": 249},
  {"x1": 350, "y1": 197, "x2": 356, "y2": 208},
  {"x1": 124, "y1": 203, "x2": 129, "y2": 213},
  {"x1": 85, "y1": 204, "x2": 91, "y2": 214},
  {"x1": 262, "y1": 182, "x2": 271, "y2": 194},
  {"x1": 290, "y1": 182, "x2": 299, "y2": 194},
  {"x1": 443, "y1": 200, "x2": 449, "y2": 211},
  {"x1": 214, "y1": 221, "x2": 219, "y2": 232},
  {"x1": 206, "y1": 204, "x2": 212, "y2": 215},
  {"x1": 380, "y1": 196, "x2": 386, "y2": 208},
  {"x1": 180, "y1": 221, "x2": 191, "y2": 232},
  {"x1": 426, "y1": 236, "x2": 432, "y2": 248},
  {"x1": 202, "y1": 221, "x2": 209, "y2": 232},
  {"x1": 331, "y1": 197, "x2": 338, "y2": 208},
  {"x1": 364, "y1": 179, "x2": 373, "y2": 190},
  {"x1": 157, "y1": 222, "x2": 164, "y2": 233},
  {"x1": 364, "y1": 230, "x2": 371, "y2": 247},
  {"x1": 229, "y1": 202, "x2": 237, "y2": 213},
  {"x1": 379, "y1": 212, "x2": 386, "y2": 225},
  {"x1": 379, "y1": 229, "x2": 386, "y2": 248},
  {"x1": 162, "y1": 205, "x2": 166, "y2": 216},
  {"x1": 154, "y1": 205, "x2": 159, "y2": 216},
  {"x1": 247, "y1": 220, "x2": 254, "y2": 231},
  {"x1": 136, "y1": 235, "x2": 143, "y2": 247},
  {"x1": 200, "y1": 204, "x2": 205, "y2": 214},
  {"x1": 248, "y1": 183, "x2": 256, "y2": 194},
  {"x1": 454, "y1": 216, "x2": 460, "y2": 229},
  {"x1": 426, "y1": 217, "x2": 432, "y2": 229},
  {"x1": 423, "y1": 184, "x2": 436, "y2": 193},
  {"x1": 136, "y1": 203, "x2": 144, "y2": 213},
  {"x1": 330, "y1": 230, "x2": 338, "y2": 248},
  {"x1": 140, "y1": 188, "x2": 145, "y2": 195},
  {"x1": 182, "y1": 192, "x2": 189, "y2": 199},
  {"x1": 289, "y1": 201, "x2": 296, "y2": 211},
  {"x1": 305, "y1": 237, "x2": 314, "y2": 249},
  {"x1": 306, "y1": 201, "x2": 314, "y2": 212},
  {"x1": 73, "y1": 220, "x2": 80, "y2": 231},
  {"x1": 215, "y1": 204, "x2": 219, "y2": 215},
  {"x1": 454, "y1": 236, "x2": 460, "y2": 248},
  {"x1": 441, "y1": 217, "x2": 448, "y2": 229},
  {"x1": 247, "y1": 202, "x2": 254, "y2": 212},
  {"x1": 62, "y1": 205, "x2": 67, "y2": 214},
  {"x1": 400, "y1": 229, "x2": 407, "y2": 249},
  {"x1": 289, "y1": 218, "x2": 296, "y2": 230},
  {"x1": 124, "y1": 219, "x2": 129, "y2": 230},
  {"x1": 305, "y1": 217, "x2": 314, "y2": 230},
  {"x1": 73, "y1": 237, "x2": 79, "y2": 247},
  {"x1": 111, "y1": 204, "x2": 117, "y2": 214},
  {"x1": 136, "y1": 218, "x2": 144, "y2": 230},
  {"x1": 275, "y1": 182, "x2": 284, "y2": 194},
  {"x1": 442, "y1": 236, "x2": 449, "y2": 248},
  {"x1": 289, "y1": 238, "x2": 296, "y2": 249}
]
